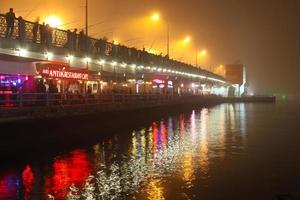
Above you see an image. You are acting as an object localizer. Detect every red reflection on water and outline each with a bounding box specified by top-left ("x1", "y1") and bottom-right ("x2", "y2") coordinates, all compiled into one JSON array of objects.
[
  {"x1": 51, "y1": 159, "x2": 70, "y2": 199},
  {"x1": 22, "y1": 165, "x2": 34, "y2": 200},
  {"x1": 160, "y1": 121, "x2": 167, "y2": 148},
  {"x1": 152, "y1": 122, "x2": 159, "y2": 150},
  {"x1": 69, "y1": 150, "x2": 90, "y2": 186},
  {"x1": 46, "y1": 149, "x2": 91, "y2": 199},
  {"x1": 152, "y1": 122, "x2": 167, "y2": 150}
]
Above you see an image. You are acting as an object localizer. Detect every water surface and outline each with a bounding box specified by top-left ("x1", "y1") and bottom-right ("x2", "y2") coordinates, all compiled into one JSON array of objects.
[{"x1": 0, "y1": 102, "x2": 300, "y2": 199}]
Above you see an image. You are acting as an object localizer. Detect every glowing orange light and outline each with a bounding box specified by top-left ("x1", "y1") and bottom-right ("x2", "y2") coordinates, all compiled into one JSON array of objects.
[
  {"x1": 147, "y1": 49, "x2": 157, "y2": 54},
  {"x1": 152, "y1": 13, "x2": 160, "y2": 21},
  {"x1": 44, "y1": 16, "x2": 63, "y2": 28},
  {"x1": 112, "y1": 39, "x2": 119, "y2": 45},
  {"x1": 201, "y1": 50, "x2": 207, "y2": 55},
  {"x1": 183, "y1": 36, "x2": 191, "y2": 43}
]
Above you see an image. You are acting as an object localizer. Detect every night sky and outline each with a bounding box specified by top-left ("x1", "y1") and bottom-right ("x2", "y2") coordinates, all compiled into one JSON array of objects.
[{"x1": 1, "y1": 0, "x2": 300, "y2": 96}]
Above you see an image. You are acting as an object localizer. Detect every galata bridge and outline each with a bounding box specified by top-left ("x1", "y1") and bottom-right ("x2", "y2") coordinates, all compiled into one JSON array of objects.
[{"x1": 0, "y1": 13, "x2": 236, "y2": 120}]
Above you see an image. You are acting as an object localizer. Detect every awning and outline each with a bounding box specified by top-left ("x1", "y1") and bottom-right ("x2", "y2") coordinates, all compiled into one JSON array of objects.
[{"x1": 0, "y1": 60, "x2": 37, "y2": 76}]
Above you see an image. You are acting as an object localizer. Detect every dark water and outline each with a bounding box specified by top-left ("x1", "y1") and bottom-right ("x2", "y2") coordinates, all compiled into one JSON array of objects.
[{"x1": 1, "y1": 102, "x2": 300, "y2": 200}]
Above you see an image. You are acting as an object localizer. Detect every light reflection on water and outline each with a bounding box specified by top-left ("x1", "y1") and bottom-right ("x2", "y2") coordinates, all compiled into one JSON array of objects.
[{"x1": 0, "y1": 104, "x2": 248, "y2": 199}]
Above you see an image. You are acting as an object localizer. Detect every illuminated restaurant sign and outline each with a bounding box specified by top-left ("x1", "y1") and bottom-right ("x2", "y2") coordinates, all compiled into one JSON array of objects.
[
  {"x1": 167, "y1": 81, "x2": 173, "y2": 88},
  {"x1": 153, "y1": 79, "x2": 164, "y2": 84},
  {"x1": 41, "y1": 69, "x2": 88, "y2": 80}
]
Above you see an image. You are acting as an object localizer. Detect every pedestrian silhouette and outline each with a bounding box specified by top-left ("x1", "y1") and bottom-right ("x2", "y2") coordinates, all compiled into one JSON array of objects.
[
  {"x1": 18, "y1": 16, "x2": 26, "y2": 43},
  {"x1": 66, "y1": 29, "x2": 73, "y2": 50},
  {"x1": 72, "y1": 29, "x2": 78, "y2": 51},
  {"x1": 78, "y1": 30, "x2": 85, "y2": 53},
  {"x1": 32, "y1": 17, "x2": 40, "y2": 43},
  {"x1": 40, "y1": 22, "x2": 46, "y2": 45},
  {"x1": 5, "y1": 8, "x2": 16, "y2": 38},
  {"x1": 45, "y1": 24, "x2": 53, "y2": 49}
]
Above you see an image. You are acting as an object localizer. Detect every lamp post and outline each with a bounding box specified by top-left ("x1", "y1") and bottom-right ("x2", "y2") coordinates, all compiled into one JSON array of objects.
[
  {"x1": 196, "y1": 49, "x2": 207, "y2": 68},
  {"x1": 85, "y1": 57, "x2": 91, "y2": 70},
  {"x1": 151, "y1": 13, "x2": 170, "y2": 57},
  {"x1": 196, "y1": 48, "x2": 198, "y2": 68},
  {"x1": 167, "y1": 22, "x2": 170, "y2": 57},
  {"x1": 85, "y1": 0, "x2": 88, "y2": 36}
]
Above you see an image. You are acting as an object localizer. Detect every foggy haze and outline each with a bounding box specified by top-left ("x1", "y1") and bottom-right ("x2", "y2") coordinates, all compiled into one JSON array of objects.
[{"x1": 1, "y1": 0, "x2": 300, "y2": 96}]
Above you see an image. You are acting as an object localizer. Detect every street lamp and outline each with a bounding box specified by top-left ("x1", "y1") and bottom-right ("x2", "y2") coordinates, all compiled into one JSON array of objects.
[
  {"x1": 195, "y1": 49, "x2": 207, "y2": 68},
  {"x1": 183, "y1": 36, "x2": 191, "y2": 44},
  {"x1": 86, "y1": 0, "x2": 88, "y2": 36},
  {"x1": 151, "y1": 13, "x2": 160, "y2": 21},
  {"x1": 44, "y1": 16, "x2": 63, "y2": 28},
  {"x1": 45, "y1": 52, "x2": 53, "y2": 60},
  {"x1": 18, "y1": 48, "x2": 28, "y2": 57},
  {"x1": 151, "y1": 13, "x2": 170, "y2": 58}
]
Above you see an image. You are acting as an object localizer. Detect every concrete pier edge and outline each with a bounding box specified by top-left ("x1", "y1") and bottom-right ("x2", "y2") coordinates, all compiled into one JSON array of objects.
[{"x1": 0, "y1": 96, "x2": 276, "y2": 124}]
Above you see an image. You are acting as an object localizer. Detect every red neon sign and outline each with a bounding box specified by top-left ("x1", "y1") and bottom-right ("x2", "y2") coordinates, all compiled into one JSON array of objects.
[{"x1": 41, "y1": 69, "x2": 88, "y2": 80}]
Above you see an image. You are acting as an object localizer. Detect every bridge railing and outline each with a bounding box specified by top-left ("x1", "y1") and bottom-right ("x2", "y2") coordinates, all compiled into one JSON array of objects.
[
  {"x1": 0, "y1": 92, "x2": 188, "y2": 108},
  {"x1": 0, "y1": 14, "x2": 68, "y2": 46}
]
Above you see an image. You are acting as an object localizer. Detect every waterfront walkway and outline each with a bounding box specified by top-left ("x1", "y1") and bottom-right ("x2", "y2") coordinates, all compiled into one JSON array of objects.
[
  {"x1": 0, "y1": 92, "x2": 275, "y2": 123},
  {"x1": 0, "y1": 93, "x2": 222, "y2": 121}
]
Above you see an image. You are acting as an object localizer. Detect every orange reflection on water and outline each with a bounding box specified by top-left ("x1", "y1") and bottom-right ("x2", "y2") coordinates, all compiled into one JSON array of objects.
[
  {"x1": 148, "y1": 126, "x2": 153, "y2": 157},
  {"x1": 237, "y1": 103, "x2": 247, "y2": 137},
  {"x1": 131, "y1": 131, "x2": 137, "y2": 157},
  {"x1": 181, "y1": 151, "x2": 195, "y2": 188},
  {"x1": 146, "y1": 179, "x2": 165, "y2": 200},
  {"x1": 218, "y1": 105, "x2": 226, "y2": 151},
  {"x1": 141, "y1": 129, "x2": 146, "y2": 156},
  {"x1": 199, "y1": 137, "x2": 209, "y2": 174},
  {"x1": 228, "y1": 104, "x2": 236, "y2": 131},
  {"x1": 93, "y1": 143, "x2": 104, "y2": 169},
  {"x1": 190, "y1": 110, "x2": 197, "y2": 144},
  {"x1": 181, "y1": 111, "x2": 197, "y2": 188},
  {"x1": 199, "y1": 108, "x2": 210, "y2": 175}
]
